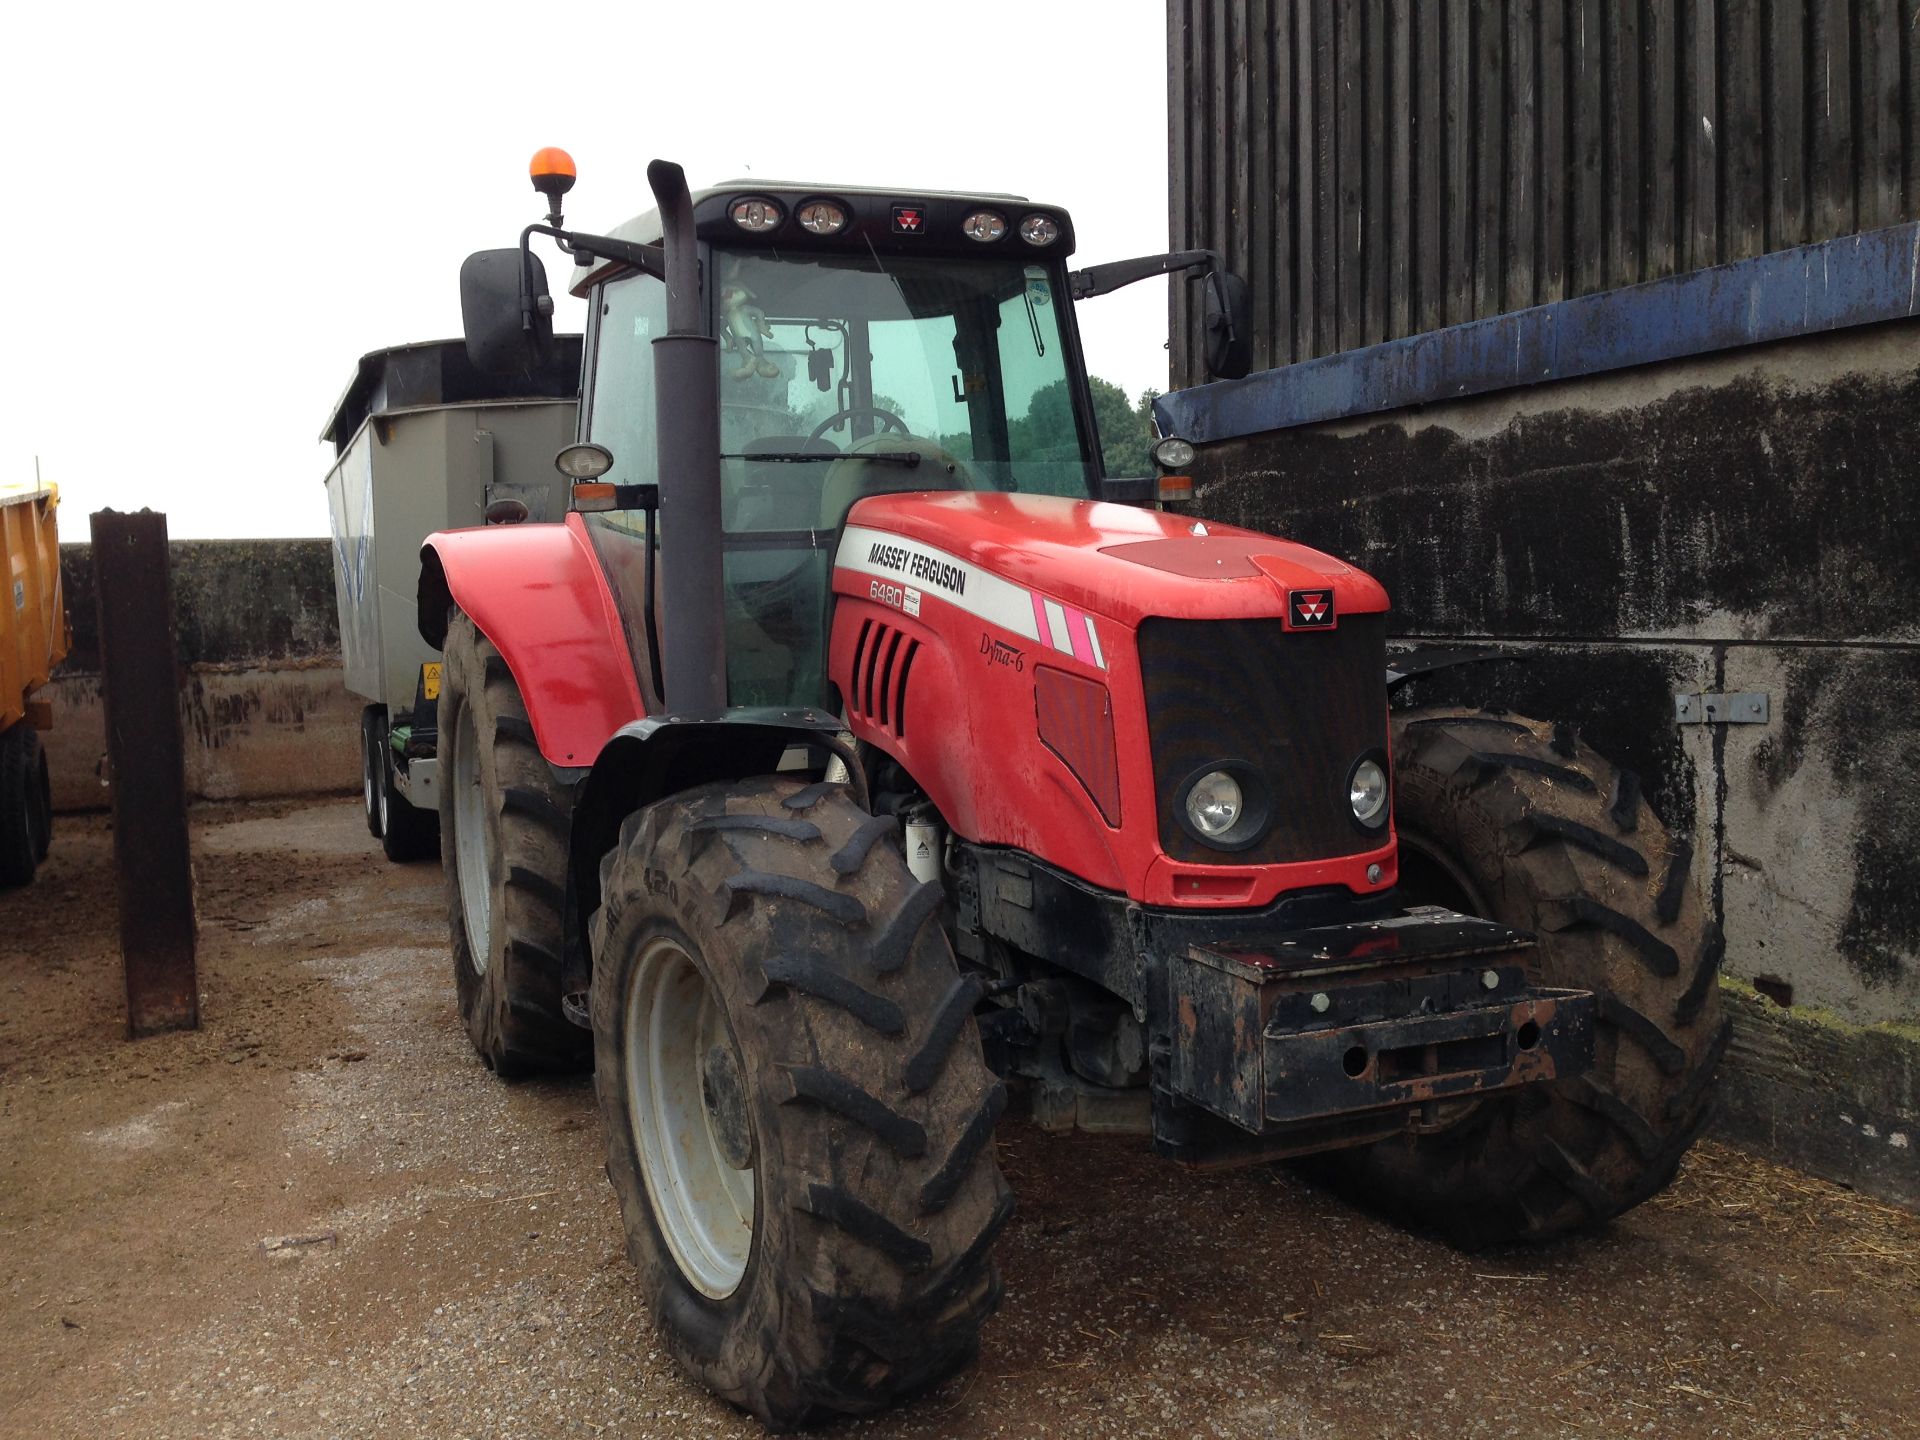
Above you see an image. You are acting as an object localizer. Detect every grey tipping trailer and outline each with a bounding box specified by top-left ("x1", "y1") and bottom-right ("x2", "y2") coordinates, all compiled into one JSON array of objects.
[{"x1": 320, "y1": 337, "x2": 582, "y2": 859}]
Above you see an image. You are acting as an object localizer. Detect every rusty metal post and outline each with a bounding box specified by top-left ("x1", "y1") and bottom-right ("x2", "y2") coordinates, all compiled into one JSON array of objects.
[{"x1": 91, "y1": 509, "x2": 198, "y2": 1036}]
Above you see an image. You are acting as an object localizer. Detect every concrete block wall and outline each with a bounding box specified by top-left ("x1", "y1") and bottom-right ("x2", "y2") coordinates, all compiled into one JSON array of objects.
[
  {"x1": 46, "y1": 538, "x2": 359, "y2": 810},
  {"x1": 1181, "y1": 320, "x2": 1920, "y2": 1206}
]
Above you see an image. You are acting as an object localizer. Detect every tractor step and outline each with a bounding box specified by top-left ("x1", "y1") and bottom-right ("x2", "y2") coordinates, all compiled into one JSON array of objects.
[{"x1": 1167, "y1": 908, "x2": 1595, "y2": 1134}]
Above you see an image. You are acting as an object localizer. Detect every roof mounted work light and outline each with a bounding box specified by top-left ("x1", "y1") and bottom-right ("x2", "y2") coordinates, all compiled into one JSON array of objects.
[
  {"x1": 961, "y1": 210, "x2": 1008, "y2": 242},
  {"x1": 731, "y1": 197, "x2": 783, "y2": 233},
  {"x1": 796, "y1": 200, "x2": 848, "y2": 235},
  {"x1": 1019, "y1": 214, "x2": 1060, "y2": 246}
]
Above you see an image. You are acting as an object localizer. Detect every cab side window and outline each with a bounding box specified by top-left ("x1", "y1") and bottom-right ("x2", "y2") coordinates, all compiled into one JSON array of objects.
[{"x1": 587, "y1": 274, "x2": 667, "y2": 492}]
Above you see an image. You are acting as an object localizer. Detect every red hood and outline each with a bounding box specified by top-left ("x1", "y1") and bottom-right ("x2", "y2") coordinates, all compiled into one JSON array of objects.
[{"x1": 841, "y1": 490, "x2": 1388, "y2": 627}]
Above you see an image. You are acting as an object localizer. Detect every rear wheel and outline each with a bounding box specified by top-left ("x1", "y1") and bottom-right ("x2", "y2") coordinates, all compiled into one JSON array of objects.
[
  {"x1": 590, "y1": 776, "x2": 1011, "y2": 1427},
  {"x1": 0, "y1": 722, "x2": 42, "y2": 887},
  {"x1": 1327, "y1": 708, "x2": 1727, "y2": 1246},
  {"x1": 439, "y1": 610, "x2": 587, "y2": 1076}
]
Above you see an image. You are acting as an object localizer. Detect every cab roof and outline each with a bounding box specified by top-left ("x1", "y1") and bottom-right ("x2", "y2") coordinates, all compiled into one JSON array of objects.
[{"x1": 569, "y1": 180, "x2": 1074, "y2": 296}]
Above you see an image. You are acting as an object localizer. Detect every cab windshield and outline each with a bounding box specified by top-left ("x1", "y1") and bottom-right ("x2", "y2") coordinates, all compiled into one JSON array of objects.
[{"x1": 713, "y1": 248, "x2": 1095, "y2": 530}]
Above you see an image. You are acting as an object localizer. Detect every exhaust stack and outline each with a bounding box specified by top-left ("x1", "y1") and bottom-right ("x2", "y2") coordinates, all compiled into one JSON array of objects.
[{"x1": 646, "y1": 159, "x2": 726, "y2": 720}]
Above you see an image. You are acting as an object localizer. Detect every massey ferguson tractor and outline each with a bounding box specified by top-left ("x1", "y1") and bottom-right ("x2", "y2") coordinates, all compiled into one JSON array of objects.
[{"x1": 420, "y1": 150, "x2": 1725, "y2": 1426}]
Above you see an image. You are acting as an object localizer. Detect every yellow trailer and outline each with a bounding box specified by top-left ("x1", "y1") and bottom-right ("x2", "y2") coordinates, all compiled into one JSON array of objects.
[{"x1": 1, "y1": 482, "x2": 69, "y2": 886}]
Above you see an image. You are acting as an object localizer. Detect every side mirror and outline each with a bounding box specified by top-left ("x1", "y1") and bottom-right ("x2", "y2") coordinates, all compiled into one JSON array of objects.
[
  {"x1": 1202, "y1": 270, "x2": 1253, "y2": 380},
  {"x1": 460, "y1": 248, "x2": 554, "y2": 375}
]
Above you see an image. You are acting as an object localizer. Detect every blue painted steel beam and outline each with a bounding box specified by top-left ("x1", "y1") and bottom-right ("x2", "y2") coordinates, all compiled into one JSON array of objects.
[{"x1": 1156, "y1": 222, "x2": 1920, "y2": 444}]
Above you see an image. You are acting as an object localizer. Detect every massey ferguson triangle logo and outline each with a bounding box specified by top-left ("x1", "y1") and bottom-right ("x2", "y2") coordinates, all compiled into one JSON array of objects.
[{"x1": 1289, "y1": 588, "x2": 1336, "y2": 629}]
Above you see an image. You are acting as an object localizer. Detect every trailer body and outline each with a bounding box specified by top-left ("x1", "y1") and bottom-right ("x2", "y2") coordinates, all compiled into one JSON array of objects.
[
  {"x1": 321, "y1": 340, "x2": 581, "y2": 720},
  {"x1": 1, "y1": 484, "x2": 69, "y2": 731},
  {"x1": 319, "y1": 340, "x2": 579, "y2": 851},
  {"x1": 0, "y1": 482, "x2": 69, "y2": 884}
]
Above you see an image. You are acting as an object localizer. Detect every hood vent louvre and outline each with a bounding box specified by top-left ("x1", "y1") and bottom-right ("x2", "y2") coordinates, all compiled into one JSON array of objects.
[{"x1": 848, "y1": 618, "x2": 918, "y2": 738}]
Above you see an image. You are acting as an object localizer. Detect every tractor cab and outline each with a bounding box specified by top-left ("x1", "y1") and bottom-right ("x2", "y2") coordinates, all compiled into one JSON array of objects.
[{"x1": 564, "y1": 185, "x2": 1106, "y2": 708}]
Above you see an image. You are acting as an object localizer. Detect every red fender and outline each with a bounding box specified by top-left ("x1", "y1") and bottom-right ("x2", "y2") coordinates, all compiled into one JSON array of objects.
[{"x1": 418, "y1": 514, "x2": 646, "y2": 767}]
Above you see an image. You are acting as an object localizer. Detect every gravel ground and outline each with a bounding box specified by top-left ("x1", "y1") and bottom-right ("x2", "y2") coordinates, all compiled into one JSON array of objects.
[{"x1": 2, "y1": 798, "x2": 1916, "y2": 1439}]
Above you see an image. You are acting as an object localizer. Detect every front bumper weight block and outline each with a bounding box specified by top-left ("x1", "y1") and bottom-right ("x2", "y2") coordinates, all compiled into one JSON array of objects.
[{"x1": 1167, "y1": 908, "x2": 1595, "y2": 1134}]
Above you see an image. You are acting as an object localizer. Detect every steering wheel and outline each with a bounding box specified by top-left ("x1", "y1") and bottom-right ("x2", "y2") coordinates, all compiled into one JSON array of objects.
[{"x1": 809, "y1": 405, "x2": 909, "y2": 443}]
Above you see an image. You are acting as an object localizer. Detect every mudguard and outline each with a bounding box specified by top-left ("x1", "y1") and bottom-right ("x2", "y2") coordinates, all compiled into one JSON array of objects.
[
  {"x1": 417, "y1": 514, "x2": 646, "y2": 767},
  {"x1": 557, "y1": 708, "x2": 849, "y2": 1023}
]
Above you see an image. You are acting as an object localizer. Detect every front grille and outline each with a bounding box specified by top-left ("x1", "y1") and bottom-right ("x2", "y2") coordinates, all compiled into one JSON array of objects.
[{"x1": 1136, "y1": 613, "x2": 1388, "y2": 865}]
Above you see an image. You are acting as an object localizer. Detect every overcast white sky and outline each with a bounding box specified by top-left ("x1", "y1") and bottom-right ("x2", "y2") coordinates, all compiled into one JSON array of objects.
[{"x1": 0, "y1": 1, "x2": 1172, "y2": 539}]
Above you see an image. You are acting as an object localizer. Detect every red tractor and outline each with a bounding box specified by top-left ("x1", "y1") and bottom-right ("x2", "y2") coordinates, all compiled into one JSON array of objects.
[{"x1": 421, "y1": 151, "x2": 1723, "y2": 1426}]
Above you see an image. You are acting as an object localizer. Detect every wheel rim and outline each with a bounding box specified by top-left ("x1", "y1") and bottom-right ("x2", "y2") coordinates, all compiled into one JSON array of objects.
[
  {"x1": 625, "y1": 935, "x2": 755, "y2": 1299},
  {"x1": 450, "y1": 705, "x2": 494, "y2": 969},
  {"x1": 363, "y1": 734, "x2": 377, "y2": 820}
]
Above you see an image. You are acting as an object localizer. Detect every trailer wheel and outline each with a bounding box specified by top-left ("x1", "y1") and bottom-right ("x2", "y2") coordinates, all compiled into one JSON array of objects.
[
  {"x1": 31, "y1": 734, "x2": 51, "y2": 863},
  {"x1": 361, "y1": 706, "x2": 386, "y2": 839},
  {"x1": 1326, "y1": 708, "x2": 1727, "y2": 1247},
  {"x1": 439, "y1": 609, "x2": 588, "y2": 1076},
  {"x1": 0, "y1": 721, "x2": 42, "y2": 887},
  {"x1": 378, "y1": 727, "x2": 440, "y2": 864},
  {"x1": 589, "y1": 777, "x2": 1011, "y2": 1427}
]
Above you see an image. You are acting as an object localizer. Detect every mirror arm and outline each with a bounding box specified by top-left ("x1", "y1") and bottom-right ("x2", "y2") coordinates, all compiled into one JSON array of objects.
[
  {"x1": 1068, "y1": 249, "x2": 1222, "y2": 300},
  {"x1": 512, "y1": 223, "x2": 669, "y2": 333}
]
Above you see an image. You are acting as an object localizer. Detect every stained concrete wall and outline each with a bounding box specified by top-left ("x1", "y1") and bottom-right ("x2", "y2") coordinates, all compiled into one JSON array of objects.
[
  {"x1": 46, "y1": 539, "x2": 358, "y2": 810},
  {"x1": 1182, "y1": 319, "x2": 1920, "y2": 1205}
]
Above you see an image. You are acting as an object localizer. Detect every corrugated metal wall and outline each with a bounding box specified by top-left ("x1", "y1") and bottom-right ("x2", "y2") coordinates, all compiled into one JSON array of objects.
[{"x1": 1168, "y1": 0, "x2": 1920, "y2": 386}]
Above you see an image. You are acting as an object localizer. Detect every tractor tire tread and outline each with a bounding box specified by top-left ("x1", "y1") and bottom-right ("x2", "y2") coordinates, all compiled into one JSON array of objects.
[
  {"x1": 1542, "y1": 897, "x2": 1680, "y2": 977},
  {"x1": 781, "y1": 1065, "x2": 928, "y2": 1157},
  {"x1": 780, "y1": 780, "x2": 844, "y2": 811},
  {"x1": 1468, "y1": 750, "x2": 1599, "y2": 792},
  {"x1": 441, "y1": 611, "x2": 588, "y2": 1077},
  {"x1": 869, "y1": 881, "x2": 946, "y2": 974},
  {"x1": 506, "y1": 863, "x2": 566, "y2": 914},
  {"x1": 830, "y1": 815, "x2": 899, "y2": 875},
  {"x1": 919, "y1": 1083, "x2": 1008, "y2": 1214},
  {"x1": 757, "y1": 954, "x2": 905, "y2": 1035},
  {"x1": 904, "y1": 975, "x2": 987, "y2": 1094},
  {"x1": 1598, "y1": 992, "x2": 1689, "y2": 1075},
  {"x1": 1608, "y1": 770, "x2": 1644, "y2": 832},
  {"x1": 1320, "y1": 707, "x2": 1723, "y2": 1247},
  {"x1": 1515, "y1": 813, "x2": 1650, "y2": 876},
  {"x1": 723, "y1": 871, "x2": 868, "y2": 927},
  {"x1": 502, "y1": 784, "x2": 570, "y2": 839},
  {"x1": 1656, "y1": 839, "x2": 1694, "y2": 924},
  {"x1": 588, "y1": 777, "x2": 1005, "y2": 1427},
  {"x1": 1567, "y1": 1074, "x2": 1663, "y2": 1160},
  {"x1": 1676, "y1": 923, "x2": 1727, "y2": 1026}
]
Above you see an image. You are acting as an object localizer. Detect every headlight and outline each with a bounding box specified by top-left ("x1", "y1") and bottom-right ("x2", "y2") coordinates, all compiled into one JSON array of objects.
[
  {"x1": 796, "y1": 200, "x2": 847, "y2": 235},
  {"x1": 1152, "y1": 436, "x2": 1196, "y2": 470},
  {"x1": 554, "y1": 442, "x2": 614, "y2": 480},
  {"x1": 961, "y1": 210, "x2": 1007, "y2": 242},
  {"x1": 1019, "y1": 213, "x2": 1061, "y2": 246},
  {"x1": 1348, "y1": 756, "x2": 1389, "y2": 828},
  {"x1": 730, "y1": 197, "x2": 783, "y2": 233},
  {"x1": 1185, "y1": 770, "x2": 1243, "y2": 838}
]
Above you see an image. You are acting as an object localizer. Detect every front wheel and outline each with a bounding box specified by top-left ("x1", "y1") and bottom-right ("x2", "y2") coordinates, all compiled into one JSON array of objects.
[
  {"x1": 589, "y1": 776, "x2": 1011, "y2": 1427},
  {"x1": 1325, "y1": 708, "x2": 1728, "y2": 1247}
]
